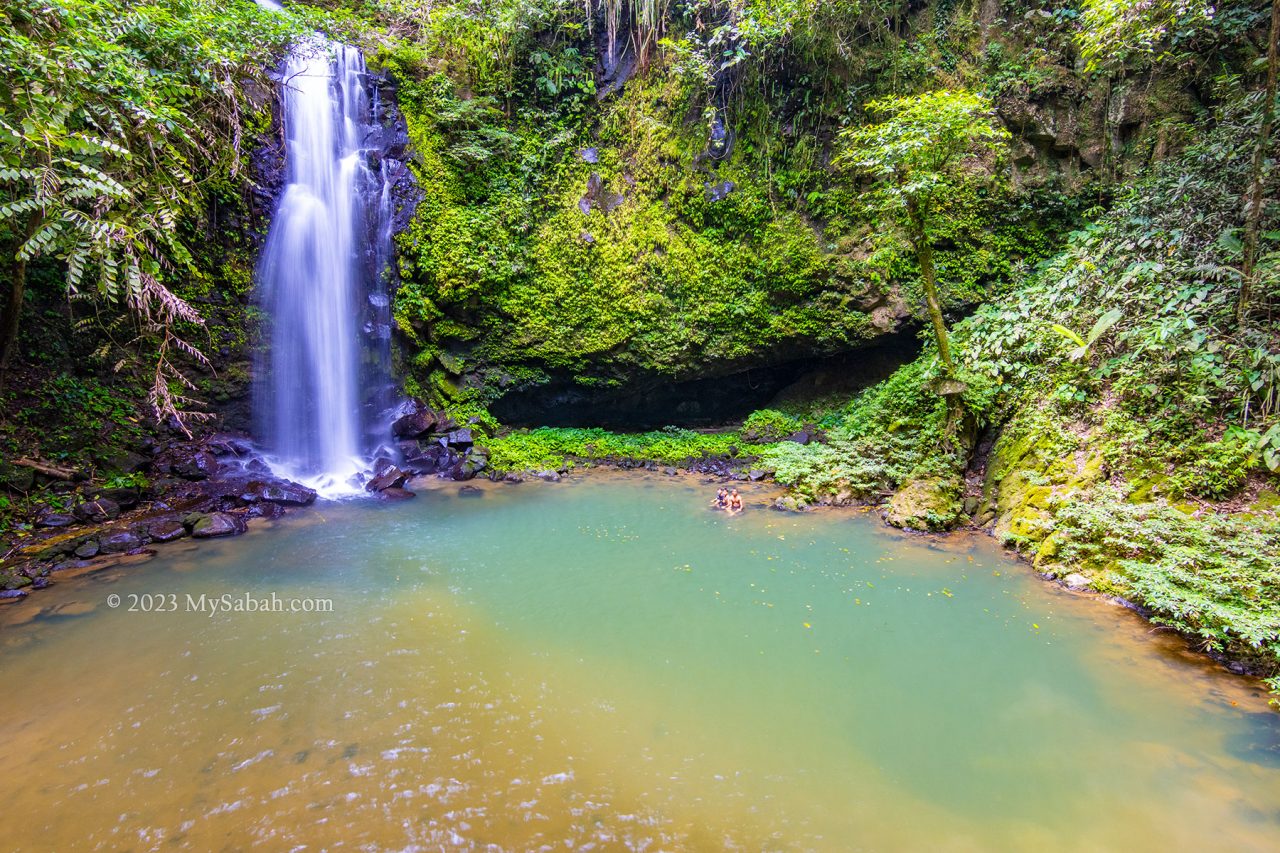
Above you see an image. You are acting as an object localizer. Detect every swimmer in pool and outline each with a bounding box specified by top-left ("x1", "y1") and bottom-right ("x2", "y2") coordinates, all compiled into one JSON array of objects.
[
  {"x1": 726, "y1": 489, "x2": 743, "y2": 516},
  {"x1": 712, "y1": 488, "x2": 729, "y2": 509}
]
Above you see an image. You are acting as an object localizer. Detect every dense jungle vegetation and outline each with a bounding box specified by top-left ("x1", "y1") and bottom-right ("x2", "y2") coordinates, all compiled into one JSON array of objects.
[{"x1": 1, "y1": 0, "x2": 1279, "y2": 686}]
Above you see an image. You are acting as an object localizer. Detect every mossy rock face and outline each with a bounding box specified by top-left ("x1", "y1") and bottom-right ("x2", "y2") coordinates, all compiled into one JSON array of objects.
[
  {"x1": 884, "y1": 477, "x2": 963, "y2": 532},
  {"x1": 2, "y1": 571, "x2": 33, "y2": 590},
  {"x1": 986, "y1": 413, "x2": 1105, "y2": 550},
  {"x1": 1249, "y1": 490, "x2": 1280, "y2": 516},
  {"x1": 18, "y1": 530, "x2": 92, "y2": 560}
]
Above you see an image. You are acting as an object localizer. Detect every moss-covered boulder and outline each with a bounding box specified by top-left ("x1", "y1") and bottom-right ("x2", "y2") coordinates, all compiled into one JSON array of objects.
[
  {"x1": 884, "y1": 476, "x2": 963, "y2": 532},
  {"x1": 983, "y1": 411, "x2": 1106, "y2": 553}
]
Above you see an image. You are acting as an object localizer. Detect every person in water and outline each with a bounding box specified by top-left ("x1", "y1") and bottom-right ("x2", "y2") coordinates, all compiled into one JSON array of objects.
[
  {"x1": 726, "y1": 489, "x2": 744, "y2": 516},
  {"x1": 712, "y1": 488, "x2": 729, "y2": 509}
]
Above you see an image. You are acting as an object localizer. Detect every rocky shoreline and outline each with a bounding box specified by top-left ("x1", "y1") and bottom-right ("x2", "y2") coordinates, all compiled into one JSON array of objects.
[
  {"x1": 1, "y1": 431, "x2": 1274, "y2": 691},
  {"x1": 0, "y1": 435, "x2": 321, "y2": 604}
]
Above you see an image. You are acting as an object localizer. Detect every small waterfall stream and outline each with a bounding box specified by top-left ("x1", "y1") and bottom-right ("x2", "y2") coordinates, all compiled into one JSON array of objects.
[{"x1": 254, "y1": 34, "x2": 395, "y2": 495}]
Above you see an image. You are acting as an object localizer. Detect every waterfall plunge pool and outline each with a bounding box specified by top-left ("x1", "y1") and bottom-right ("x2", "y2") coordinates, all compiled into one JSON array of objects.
[{"x1": 1, "y1": 474, "x2": 1278, "y2": 850}]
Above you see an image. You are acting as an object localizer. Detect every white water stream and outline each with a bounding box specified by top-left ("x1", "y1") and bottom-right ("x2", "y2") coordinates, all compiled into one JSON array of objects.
[{"x1": 254, "y1": 31, "x2": 394, "y2": 496}]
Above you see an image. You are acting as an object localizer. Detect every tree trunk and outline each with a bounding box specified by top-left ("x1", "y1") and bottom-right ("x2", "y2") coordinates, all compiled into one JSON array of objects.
[
  {"x1": 0, "y1": 214, "x2": 40, "y2": 377},
  {"x1": 907, "y1": 199, "x2": 954, "y2": 376},
  {"x1": 1240, "y1": 0, "x2": 1280, "y2": 324}
]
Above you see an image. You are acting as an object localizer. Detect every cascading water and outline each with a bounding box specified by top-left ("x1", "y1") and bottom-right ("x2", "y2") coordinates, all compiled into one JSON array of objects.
[{"x1": 254, "y1": 33, "x2": 396, "y2": 495}]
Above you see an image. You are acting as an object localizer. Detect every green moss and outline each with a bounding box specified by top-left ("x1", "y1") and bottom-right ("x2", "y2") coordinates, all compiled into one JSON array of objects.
[
  {"x1": 486, "y1": 426, "x2": 759, "y2": 473},
  {"x1": 884, "y1": 476, "x2": 964, "y2": 532},
  {"x1": 385, "y1": 11, "x2": 1078, "y2": 407}
]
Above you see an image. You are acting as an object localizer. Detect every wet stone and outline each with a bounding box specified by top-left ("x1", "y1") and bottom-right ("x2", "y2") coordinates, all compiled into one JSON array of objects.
[
  {"x1": 377, "y1": 487, "x2": 416, "y2": 501},
  {"x1": 74, "y1": 498, "x2": 121, "y2": 523},
  {"x1": 99, "y1": 531, "x2": 143, "y2": 554},
  {"x1": 190, "y1": 513, "x2": 246, "y2": 539},
  {"x1": 148, "y1": 520, "x2": 187, "y2": 543}
]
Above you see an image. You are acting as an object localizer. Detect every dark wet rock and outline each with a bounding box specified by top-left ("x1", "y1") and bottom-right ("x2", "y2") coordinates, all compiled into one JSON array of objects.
[
  {"x1": 18, "y1": 562, "x2": 48, "y2": 579},
  {"x1": 74, "y1": 497, "x2": 121, "y2": 523},
  {"x1": 405, "y1": 445, "x2": 457, "y2": 476},
  {"x1": 366, "y1": 466, "x2": 410, "y2": 492},
  {"x1": 372, "y1": 455, "x2": 397, "y2": 475},
  {"x1": 93, "y1": 487, "x2": 141, "y2": 509},
  {"x1": 662, "y1": 467, "x2": 677, "y2": 476},
  {"x1": 243, "y1": 480, "x2": 317, "y2": 506},
  {"x1": 206, "y1": 434, "x2": 254, "y2": 457},
  {"x1": 148, "y1": 520, "x2": 187, "y2": 543},
  {"x1": 708, "y1": 110, "x2": 733, "y2": 159},
  {"x1": 596, "y1": 28, "x2": 637, "y2": 98},
  {"x1": 705, "y1": 179, "x2": 736, "y2": 202},
  {"x1": 459, "y1": 485, "x2": 484, "y2": 497},
  {"x1": 246, "y1": 457, "x2": 270, "y2": 473},
  {"x1": 443, "y1": 428, "x2": 474, "y2": 450},
  {"x1": 377, "y1": 487, "x2": 416, "y2": 501},
  {"x1": 447, "y1": 458, "x2": 482, "y2": 481},
  {"x1": 74, "y1": 540, "x2": 100, "y2": 559},
  {"x1": 50, "y1": 560, "x2": 94, "y2": 573},
  {"x1": 30, "y1": 576, "x2": 50, "y2": 590},
  {"x1": 785, "y1": 431, "x2": 811, "y2": 445},
  {"x1": 536, "y1": 470, "x2": 561, "y2": 482},
  {"x1": 99, "y1": 530, "x2": 143, "y2": 554},
  {"x1": 169, "y1": 449, "x2": 219, "y2": 481},
  {"x1": 189, "y1": 512, "x2": 246, "y2": 539},
  {"x1": 0, "y1": 589, "x2": 29, "y2": 601},
  {"x1": 248, "y1": 502, "x2": 286, "y2": 520},
  {"x1": 392, "y1": 408, "x2": 439, "y2": 439},
  {"x1": 98, "y1": 448, "x2": 150, "y2": 474},
  {"x1": 36, "y1": 512, "x2": 76, "y2": 529},
  {"x1": 579, "y1": 147, "x2": 598, "y2": 163},
  {"x1": 748, "y1": 469, "x2": 768, "y2": 482}
]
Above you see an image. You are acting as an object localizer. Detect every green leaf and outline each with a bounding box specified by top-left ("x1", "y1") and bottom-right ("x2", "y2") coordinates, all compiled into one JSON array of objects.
[
  {"x1": 1050, "y1": 323, "x2": 1087, "y2": 349},
  {"x1": 1084, "y1": 308, "x2": 1123, "y2": 346}
]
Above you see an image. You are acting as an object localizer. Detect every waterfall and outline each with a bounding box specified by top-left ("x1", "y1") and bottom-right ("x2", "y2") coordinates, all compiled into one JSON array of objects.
[{"x1": 254, "y1": 36, "x2": 394, "y2": 495}]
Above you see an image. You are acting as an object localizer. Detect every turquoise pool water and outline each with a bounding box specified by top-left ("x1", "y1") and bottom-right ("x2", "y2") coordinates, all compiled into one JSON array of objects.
[{"x1": 0, "y1": 474, "x2": 1276, "y2": 850}]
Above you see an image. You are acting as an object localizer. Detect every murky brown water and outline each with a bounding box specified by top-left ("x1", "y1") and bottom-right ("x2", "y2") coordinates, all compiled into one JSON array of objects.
[{"x1": 1, "y1": 475, "x2": 1277, "y2": 850}]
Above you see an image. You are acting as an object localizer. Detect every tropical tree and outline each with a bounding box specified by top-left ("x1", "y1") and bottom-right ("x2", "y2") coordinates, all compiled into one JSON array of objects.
[
  {"x1": 1077, "y1": 0, "x2": 1216, "y2": 71},
  {"x1": 1240, "y1": 0, "x2": 1280, "y2": 323},
  {"x1": 0, "y1": 0, "x2": 299, "y2": 426},
  {"x1": 837, "y1": 89, "x2": 1009, "y2": 380}
]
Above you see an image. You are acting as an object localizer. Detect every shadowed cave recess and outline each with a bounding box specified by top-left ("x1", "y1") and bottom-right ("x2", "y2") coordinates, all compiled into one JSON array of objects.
[{"x1": 488, "y1": 329, "x2": 923, "y2": 429}]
